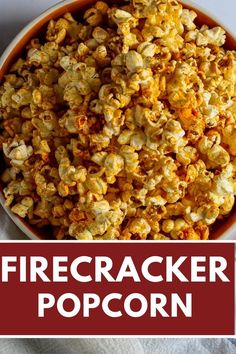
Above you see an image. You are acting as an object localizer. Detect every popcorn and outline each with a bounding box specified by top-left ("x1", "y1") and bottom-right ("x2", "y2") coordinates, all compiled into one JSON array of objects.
[
  {"x1": 84, "y1": 7, "x2": 103, "y2": 26},
  {"x1": 28, "y1": 49, "x2": 50, "y2": 65},
  {"x1": 104, "y1": 153, "x2": 124, "y2": 176},
  {"x1": 110, "y1": 9, "x2": 134, "y2": 27},
  {"x1": 90, "y1": 200, "x2": 110, "y2": 216},
  {"x1": 125, "y1": 51, "x2": 144, "y2": 72},
  {"x1": 199, "y1": 26, "x2": 226, "y2": 47},
  {"x1": 11, "y1": 88, "x2": 32, "y2": 106},
  {"x1": 92, "y1": 27, "x2": 109, "y2": 43},
  {"x1": 198, "y1": 136, "x2": 230, "y2": 168},
  {"x1": 86, "y1": 175, "x2": 107, "y2": 194},
  {"x1": 3, "y1": 140, "x2": 33, "y2": 167},
  {"x1": 162, "y1": 219, "x2": 174, "y2": 234},
  {"x1": 59, "y1": 158, "x2": 87, "y2": 186},
  {"x1": 129, "y1": 218, "x2": 151, "y2": 238},
  {"x1": 76, "y1": 229, "x2": 93, "y2": 240},
  {"x1": 181, "y1": 9, "x2": 197, "y2": 30},
  {"x1": 137, "y1": 42, "x2": 157, "y2": 57},
  {"x1": 1, "y1": 0, "x2": 236, "y2": 241},
  {"x1": 11, "y1": 197, "x2": 33, "y2": 218}
]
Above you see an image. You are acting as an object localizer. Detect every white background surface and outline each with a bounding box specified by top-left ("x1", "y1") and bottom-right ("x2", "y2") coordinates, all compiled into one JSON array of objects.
[{"x1": 0, "y1": 0, "x2": 236, "y2": 54}]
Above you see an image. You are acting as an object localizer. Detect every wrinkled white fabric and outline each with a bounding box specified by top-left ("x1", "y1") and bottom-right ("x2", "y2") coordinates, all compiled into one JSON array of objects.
[{"x1": 0, "y1": 338, "x2": 235, "y2": 354}]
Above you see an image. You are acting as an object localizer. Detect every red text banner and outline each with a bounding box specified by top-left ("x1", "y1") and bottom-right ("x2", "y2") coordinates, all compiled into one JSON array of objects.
[{"x1": 0, "y1": 241, "x2": 234, "y2": 335}]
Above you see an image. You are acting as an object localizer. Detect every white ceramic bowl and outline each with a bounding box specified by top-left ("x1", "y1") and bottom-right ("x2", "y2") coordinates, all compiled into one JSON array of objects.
[{"x1": 0, "y1": 0, "x2": 236, "y2": 240}]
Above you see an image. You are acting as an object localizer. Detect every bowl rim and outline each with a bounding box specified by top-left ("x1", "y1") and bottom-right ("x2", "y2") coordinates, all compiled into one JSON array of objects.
[{"x1": 0, "y1": 0, "x2": 236, "y2": 240}]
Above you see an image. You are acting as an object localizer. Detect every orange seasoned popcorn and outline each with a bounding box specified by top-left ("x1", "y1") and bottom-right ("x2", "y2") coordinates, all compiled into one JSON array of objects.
[{"x1": 0, "y1": 0, "x2": 236, "y2": 240}]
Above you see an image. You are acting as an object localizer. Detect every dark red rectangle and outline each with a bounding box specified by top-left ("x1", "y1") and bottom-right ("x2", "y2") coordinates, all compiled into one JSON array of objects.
[{"x1": 0, "y1": 241, "x2": 234, "y2": 335}]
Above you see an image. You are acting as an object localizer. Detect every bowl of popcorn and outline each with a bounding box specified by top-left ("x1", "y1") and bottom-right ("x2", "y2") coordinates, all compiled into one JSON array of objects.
[{"x1": 0, "y1": 0, "x2": 236, "y2": 241}]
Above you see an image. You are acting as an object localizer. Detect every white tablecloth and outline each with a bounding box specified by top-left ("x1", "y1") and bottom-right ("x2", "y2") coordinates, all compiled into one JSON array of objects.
[
  {"x1": 0, "y1": 338, "x2": 235, "y2": 354},
  {"x1": 0, "y1": 0, "x2": 235, "y2": 352}
]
